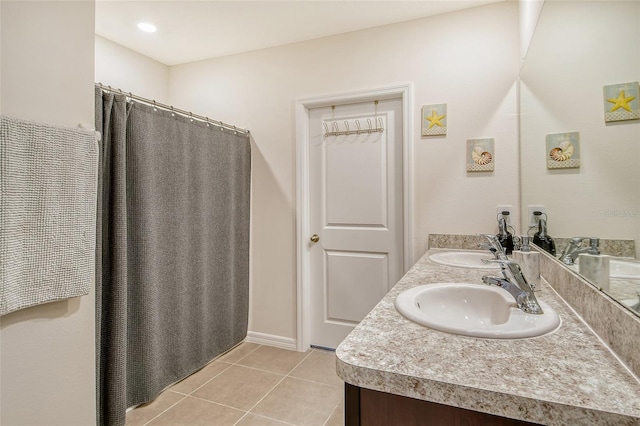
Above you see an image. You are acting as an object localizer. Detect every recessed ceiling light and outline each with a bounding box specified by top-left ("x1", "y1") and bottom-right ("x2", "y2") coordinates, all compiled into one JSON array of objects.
[{"x1": 137, "y1": 22, "x2": 157, "y2": 33}]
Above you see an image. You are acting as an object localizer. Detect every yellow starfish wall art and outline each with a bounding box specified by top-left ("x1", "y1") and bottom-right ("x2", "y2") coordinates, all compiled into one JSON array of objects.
[
  {"x1": 603, "y1": 82, "x2": 640, "y2": 122},
  {"x1": 421, "y1": 104, "x2": 447, "y2": 136}
]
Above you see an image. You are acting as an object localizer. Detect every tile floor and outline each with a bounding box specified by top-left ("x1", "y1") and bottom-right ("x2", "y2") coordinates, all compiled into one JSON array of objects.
[{"x1": 125, "y1": 343, "x2": 345, "y2": 426}]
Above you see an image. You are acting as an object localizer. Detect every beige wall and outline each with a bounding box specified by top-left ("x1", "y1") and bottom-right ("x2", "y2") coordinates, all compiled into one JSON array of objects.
[
  {"x1": 95, "y1": 35, "x2": 170, "y2": 103},
  {"x1": 167, "y1": 2, "x2": 521, "y2": 341},
  {"x1": 0, "y1": 1, "x2": 97, "y2": 425},
  {"x1": 94, "y1": 1, "x2": 521, "y2": 345},
  {"x1": 519, "y1": 0, "x2": 544, "y2": 63}
]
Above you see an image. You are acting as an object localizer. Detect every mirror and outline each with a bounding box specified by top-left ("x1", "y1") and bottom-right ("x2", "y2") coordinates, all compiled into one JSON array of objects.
[{"x1": 519, "y1": 1, "x2": 640, "y2": 315}]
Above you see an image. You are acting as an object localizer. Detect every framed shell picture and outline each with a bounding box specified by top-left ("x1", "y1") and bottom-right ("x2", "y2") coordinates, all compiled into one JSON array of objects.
[
  {"x1": 546, "y1": 132, "x2": 580, "y2": 169},
  {"x1": 421, "y1": 104, "x2": 447, "y2": 136},
  {"x1": 603, "y1": 82, "x2": 639, "y2": 122},
  {"x1": 466, "y1": 138, "x2": 494, "y2": 172}
]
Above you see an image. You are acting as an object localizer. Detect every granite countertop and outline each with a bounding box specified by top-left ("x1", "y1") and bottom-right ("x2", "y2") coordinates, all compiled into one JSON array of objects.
[{"x1": 335, "y1": 249, "x2": 640, "y2": 425}]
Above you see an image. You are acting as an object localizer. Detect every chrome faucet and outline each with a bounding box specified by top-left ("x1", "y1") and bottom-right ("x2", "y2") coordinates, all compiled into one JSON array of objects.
[
  {"x1": 478, "y1": 234, "x2": 508, "y2": 260},
  {"x1": 480, "y1": 235, "x2": 544, "y2": 315},
  {"x1": 559, "y1": 237, "x2": 600, "y2": 265}
]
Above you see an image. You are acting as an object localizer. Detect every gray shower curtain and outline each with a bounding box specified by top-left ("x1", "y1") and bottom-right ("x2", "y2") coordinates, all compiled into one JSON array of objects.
[{"x1": 95, "y1": 88, "x2": 251, "y2": 426}]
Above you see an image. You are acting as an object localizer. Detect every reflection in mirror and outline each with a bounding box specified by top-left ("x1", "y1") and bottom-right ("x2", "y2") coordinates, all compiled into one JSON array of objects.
[{"x1": 520, "y1": 1, "x2": 640, "y2": 316}]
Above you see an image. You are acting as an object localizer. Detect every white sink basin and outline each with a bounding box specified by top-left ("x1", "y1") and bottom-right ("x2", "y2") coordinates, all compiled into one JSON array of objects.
[
  {"x1": 428, "y1": 251, "x2": 500, "y2": 269},
  {"x1": 610, "y1": 259, "x2": 640, "y2": 280},
  {"x1": 395, "y1": 283, "x2": 561, "y2": 339}
]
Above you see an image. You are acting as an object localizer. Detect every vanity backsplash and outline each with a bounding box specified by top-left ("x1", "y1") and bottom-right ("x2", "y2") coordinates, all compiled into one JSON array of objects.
[
  {"x1": 553, "y1": 237, "x2": 636, "y2": 259},
  {"x1": 428, "y1": 234, "x2": 488, "y2": 251},
  {"x1": 428, "y1": 233, "x2": 636, "y2": 258}
]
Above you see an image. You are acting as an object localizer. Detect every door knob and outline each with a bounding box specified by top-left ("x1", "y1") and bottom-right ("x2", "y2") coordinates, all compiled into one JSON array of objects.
[{"x1": 310, "y1": 234, "x2": 320, "y2": 243}]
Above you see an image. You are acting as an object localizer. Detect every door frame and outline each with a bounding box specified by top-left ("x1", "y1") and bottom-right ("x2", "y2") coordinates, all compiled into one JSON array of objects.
[{"x1": 295, "y1": 84, "x2": 414, "y2": 352}]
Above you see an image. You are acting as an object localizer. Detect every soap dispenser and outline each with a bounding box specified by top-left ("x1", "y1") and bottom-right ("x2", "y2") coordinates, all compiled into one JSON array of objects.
[
  {"x1": 532, "y1": 211, "x2": 556, "y2": 256},
  {"x1": 496, "y1": 211, "x2": 514, "y2": 255},
  {"x1": 512, "y1": 236, "x2": 540, "y2": 288}
]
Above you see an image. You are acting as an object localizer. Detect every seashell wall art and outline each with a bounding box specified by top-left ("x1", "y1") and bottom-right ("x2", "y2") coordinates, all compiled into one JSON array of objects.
[
  {"x1": 546, "y1": 132, "x2": 580, "y2": 169},
  {"x1": 466, "y1": 138, "x2": 494, "y2": 172}
]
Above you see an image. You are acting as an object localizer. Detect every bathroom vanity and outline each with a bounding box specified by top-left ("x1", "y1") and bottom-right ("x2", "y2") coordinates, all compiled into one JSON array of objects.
[{"x1": 335, "y1": 248, "x2": 640, "y2": 425}]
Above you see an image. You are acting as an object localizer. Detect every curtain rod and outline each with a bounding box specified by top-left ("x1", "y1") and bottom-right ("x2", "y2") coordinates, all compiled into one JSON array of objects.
[{"x1": 95, "y1": 83, "x2": 250, "y2": 137}]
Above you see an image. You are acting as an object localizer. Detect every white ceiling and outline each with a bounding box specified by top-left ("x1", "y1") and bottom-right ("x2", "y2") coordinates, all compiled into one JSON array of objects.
[{"x1": 96, "y1": 0, "x2": 503, "y2": 66}]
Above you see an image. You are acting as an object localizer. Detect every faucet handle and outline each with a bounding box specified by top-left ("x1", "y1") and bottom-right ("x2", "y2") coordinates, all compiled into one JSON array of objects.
[
  {"x1": 478, "y1": 242, "x2": 497, "y2": 253},
  {"x1": 570, "y1": 237, "x2": 590, "y2": 244},
  {"x1": 480, "y1": 234, "x2": 508, "y2": 259}
]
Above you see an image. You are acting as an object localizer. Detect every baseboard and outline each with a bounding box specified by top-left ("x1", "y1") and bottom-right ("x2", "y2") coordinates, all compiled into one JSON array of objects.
[{"x1": 244, "y1": 331, "x2": 298, "y2": 351}]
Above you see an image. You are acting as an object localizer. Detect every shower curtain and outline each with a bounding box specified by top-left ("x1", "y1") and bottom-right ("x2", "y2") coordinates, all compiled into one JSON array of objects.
[{"x1": 95, "y1": 89, "x2": 251, "y2": 426}]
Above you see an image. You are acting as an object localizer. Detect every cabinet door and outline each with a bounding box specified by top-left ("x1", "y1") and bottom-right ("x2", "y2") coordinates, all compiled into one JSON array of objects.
[{"x1": 345, "y1": 383, "x2": 541, "y2": 426}]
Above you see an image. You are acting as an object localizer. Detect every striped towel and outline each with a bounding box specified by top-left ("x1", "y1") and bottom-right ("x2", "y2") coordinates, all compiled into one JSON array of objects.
[{"x1": 0, "y1": 115, "x2": 98, "y2": 315}]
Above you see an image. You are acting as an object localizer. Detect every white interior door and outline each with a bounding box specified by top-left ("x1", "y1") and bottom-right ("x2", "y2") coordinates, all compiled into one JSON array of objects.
[{"x1": 308, "y1": 98, "x2": 404, "y2": 349}]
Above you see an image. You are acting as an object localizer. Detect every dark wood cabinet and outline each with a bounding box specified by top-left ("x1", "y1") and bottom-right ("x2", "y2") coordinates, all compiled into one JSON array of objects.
[{"x1": 345, "y1": 383, "x2": 541, "y2": 426}]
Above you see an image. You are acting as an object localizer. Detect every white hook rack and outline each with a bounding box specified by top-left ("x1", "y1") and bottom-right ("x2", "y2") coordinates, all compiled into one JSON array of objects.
[{"x1": 322, "y1": 117, "x2": 384, "y2": 137}]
